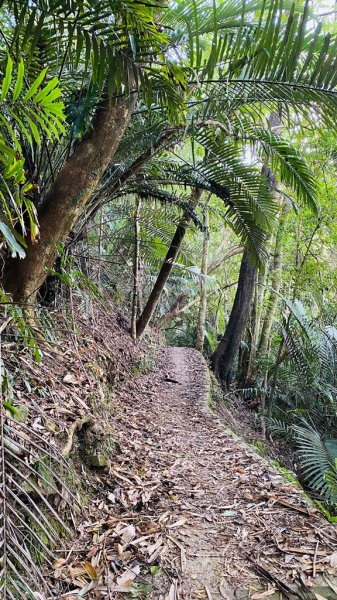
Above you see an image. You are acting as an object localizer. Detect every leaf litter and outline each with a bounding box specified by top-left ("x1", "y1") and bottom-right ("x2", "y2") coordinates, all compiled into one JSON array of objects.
[
  {"x1": 52, "y1": 343, "x2": 337, "y2": 599},
  {"x1": 4, "y1": 303, "x2": 337, "y2": 599}
]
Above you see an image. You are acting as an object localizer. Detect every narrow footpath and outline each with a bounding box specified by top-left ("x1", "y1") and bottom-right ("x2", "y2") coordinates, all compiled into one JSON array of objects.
[{"x1": 60, "y1": 347, "x2": 337, "y2": 599}]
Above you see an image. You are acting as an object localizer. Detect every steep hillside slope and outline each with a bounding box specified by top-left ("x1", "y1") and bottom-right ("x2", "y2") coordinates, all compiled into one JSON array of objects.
[{"x1": 4, "y1": 304, "x2": 337, "y2": 599}]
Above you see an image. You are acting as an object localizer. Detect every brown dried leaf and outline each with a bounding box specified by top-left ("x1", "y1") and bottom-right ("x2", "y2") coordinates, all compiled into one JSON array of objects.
[
  {"x1": 168, "y1": 518, "x2": 187, "y2": 529},
  {"x1": 87, "y1": 545, "x2": 99, "y2": 559},
  {"x1": 63, "y1": 372, "x2": 79, "y2": 385},
  {"x1": 251, "y1": 589, "x2": 277, "y2": 599},
  {"x1": 83, "y1": 560, "x2": 98, "y2": 580},
  {"x1": 53, "y1": 558, "x2": 67, "y2": 569},
  {"x1": 110, "y1": 565, "x2": 140, "y2": 592},
  {"x1": 120, "y1": 524, "x2": 136, "y2": 545},
  {"x1": 166, "y1": 583, "x2": 176, "y2": 600}
]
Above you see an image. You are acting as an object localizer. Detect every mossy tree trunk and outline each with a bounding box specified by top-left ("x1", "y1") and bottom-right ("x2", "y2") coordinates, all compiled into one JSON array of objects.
[
  {"x1": 3, "y1": 91, "x2": 136, "y2": 302},
  {"x1": 258, "y1": 201, "x2": 287, "y2": 357},
  {"x1": 131, "y1": 197, "x2": 141, "y2": 341},
  {"x1": 243, "y1": 253, "x2": 271, "y2": 384}
]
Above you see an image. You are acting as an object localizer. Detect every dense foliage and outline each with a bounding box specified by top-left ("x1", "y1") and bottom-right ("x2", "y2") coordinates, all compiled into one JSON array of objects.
[{"x1": 2, "y1": 0, "x2": 337, "y2": 595}]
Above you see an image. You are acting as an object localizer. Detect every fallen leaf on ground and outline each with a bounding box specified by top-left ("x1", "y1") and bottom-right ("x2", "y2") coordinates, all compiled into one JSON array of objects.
[
  {"x1": 83, "y1": 561, "x2": 98, "y2": 580},
  {"x1": 110, "y1": 565, "x2": 140, "y2": 592},
  {"x1": 329, "y1": 552, "x2": 337, "y2": 568},
  {"x1": 166, "y1": 583, "x2": 176, "y2": 600},
  {"x1": 120, "y1": 524, "x2": 136, "y2": 545},
  {"x1": 63, "y1": 372, "x2": 78, "y2": 385},
  {"x1": 251, "y1": 589, "x2": 277, "y2": 599}
]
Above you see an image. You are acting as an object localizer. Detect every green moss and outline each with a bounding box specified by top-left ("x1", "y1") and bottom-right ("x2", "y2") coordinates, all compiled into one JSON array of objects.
[
  {"x1": 273, "y1": 460, "x2": 302, "y2": 489},
  {"x1": 131, "y1": 353, "x2": 156, "y2": 377},
  {"x1": 72, "y1": 187, "x2": 88, "y2": 208},
  {"x1": 27, "y1": 511, "x2": 66, "y2": 565},
  {"x1": 316, "y1": 501, "x2": 337, "y2": 522},
  {"x1": 251, "y1": 439, "x2": 268, "y2": 456},
  {"x1": 207, "y1": 372, "x2": 215, "y2": 409},
  {"x1": 128, "y1": 582, "x2": 152, "y2": 598}
]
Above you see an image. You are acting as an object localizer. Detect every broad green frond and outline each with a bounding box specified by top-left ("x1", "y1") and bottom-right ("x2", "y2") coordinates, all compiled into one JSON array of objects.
[{"x1": 0, "y1": 57, "x2": 66, "y2": 256}]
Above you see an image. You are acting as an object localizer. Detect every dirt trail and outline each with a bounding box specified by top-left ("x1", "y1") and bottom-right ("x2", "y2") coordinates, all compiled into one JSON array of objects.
[
  {"x1": 138, "y1": 347, "x2": 337, "y2": 598},
  {"x1": 64, "y1": 346, "x2": 337, "y2": 599}
]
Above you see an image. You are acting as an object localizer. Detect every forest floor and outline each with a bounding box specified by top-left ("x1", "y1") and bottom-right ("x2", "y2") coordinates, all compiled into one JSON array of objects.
[{"x1": 57, "y1": 344, "x2": 337, "y2": 600}]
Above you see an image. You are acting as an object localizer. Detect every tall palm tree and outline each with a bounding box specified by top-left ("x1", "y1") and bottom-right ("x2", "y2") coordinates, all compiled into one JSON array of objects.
[
  {"x1": 3, "y1": 0, "x2": 337, "y2": 304},
  {"x1": 0, "y1": 0, "x2": 188, "y2": 300},
  {"x1": 66, "y1": 0, "x2": 337, "y2": 339}
]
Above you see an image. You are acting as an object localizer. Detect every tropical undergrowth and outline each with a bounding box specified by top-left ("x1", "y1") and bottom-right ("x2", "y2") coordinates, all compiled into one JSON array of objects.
[{"x1": 238, "y1": 297, "x2": 337, "y2": 516}]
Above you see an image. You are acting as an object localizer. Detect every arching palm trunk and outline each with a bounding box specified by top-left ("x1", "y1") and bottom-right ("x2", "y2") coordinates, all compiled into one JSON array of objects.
[
  {"x1": 155, "y1": 293, "x2": 189, "y2": 331},
  {"x1": 211, "y1": 249, "x2": 256, "y2": 385},
  {"x1": 154, "y1": 246, "x2": 243, "y2": 331},
  {"x1": 3, "y1": 91, "x2": 136, "y2": 302},
  {"x1": 136, "y1": 188, "x2": 202, "y2": 339}
]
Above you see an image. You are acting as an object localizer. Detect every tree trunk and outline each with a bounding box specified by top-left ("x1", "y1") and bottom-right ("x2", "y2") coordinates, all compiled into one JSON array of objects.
[
  {"x1": 211, "y1": 249, "x2": 256, "y2": 385},
  {"x1": 136, "y1": 188, "x2": 202, "y2": 339},
  {"x1": 243, "y1": 166, "x2": 279, "y2": 384},
  {"x1": 3, "y1": 90, "x2": 136, "y2": 302},
  {"x1": 154, "y1": 247, "x2": 243, "y2": 331},
  {"x1": 258, "y1": 202, "x2": 287, "y2": 356},
  {"x1": 155, "y1": 293, "x2": 189, "y2": 331},
  {"x1": 195, "y1": 200, "x2": 209, "y2": 352},
  {"x1": 131, "y1": 197, "x2": 141, "y2": 341},
  {"x1": 137, "y1": 257, "x2": 144, "y2": 316},
  {"x1": 243, "y1": 257, "x2": 270, "y2": 384}
]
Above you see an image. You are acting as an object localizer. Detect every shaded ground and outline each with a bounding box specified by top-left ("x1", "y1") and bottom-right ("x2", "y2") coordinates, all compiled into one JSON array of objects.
[{"x1": 57, "y1": 346, "x2": 337, "y2": 599}]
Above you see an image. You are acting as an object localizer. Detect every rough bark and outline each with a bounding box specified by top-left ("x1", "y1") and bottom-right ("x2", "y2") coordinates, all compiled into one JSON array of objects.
[
  {"x1": 3, "y1": 91, "x2": 136, "y2": 302},
  {"x1": 243, "y1": 262, "x2": 270, "y2": 384},
  {"x1": 211, "y1": 249, "x2": 256, "y2": 385},
  {"x1": 137, "y1": 257, "x2": 144, "y2": 316},
  {"x1": 195, "y1": 201, "x2": 209, "y2": 352},
  {"x1": 131, "y1": 197, "x2": 141, "y2": 341},
  {"x1": 136, "y1": 188, "x2": 202, "y2": 339}
]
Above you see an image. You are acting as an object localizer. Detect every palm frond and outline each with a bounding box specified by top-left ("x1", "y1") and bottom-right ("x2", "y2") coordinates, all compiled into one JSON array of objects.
[
  {"x1": 266, "y1": 418, "x2": 337, "y2": 501},
  {"x1": 293, "y1": 423, "x2": 337, "y2": 496},
  {"x1": 0, "y1": 56, "x2": 66, "y2": 255},
  {"x1": 0, "y1": 397, "x2": 76, "y2": 597},
  {"x1": 265, "y1": 417, "x2": 293, "y2": 441},
  {"x1": 239, "y1": 125, "x2": 317, "y2": 212}
]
